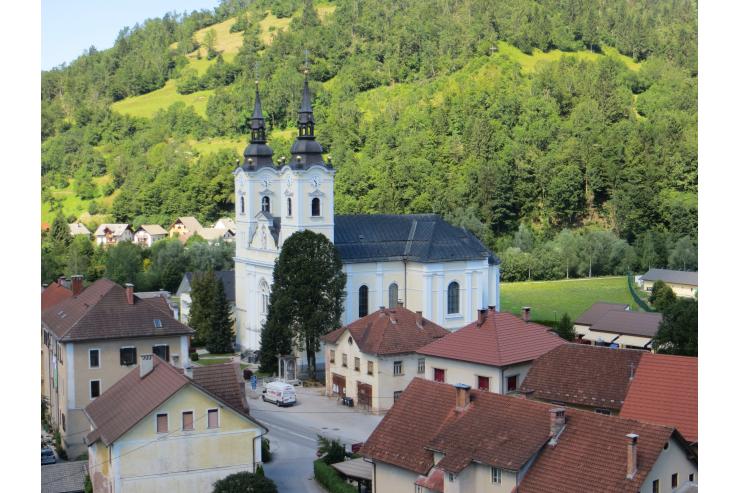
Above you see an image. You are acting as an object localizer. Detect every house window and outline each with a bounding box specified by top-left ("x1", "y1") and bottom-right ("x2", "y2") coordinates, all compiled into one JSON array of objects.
[
  {"x1": 389, "y1": 283, "x2": 398, "y2": 308},
  {"x1": 261, "y1": 196, "x2": 270, "y2": 213},
  {"x1": 447, "y1": 282, "x2": 460, "y2": 314},
  {"x1": 492, "y1": 467, "x2": 502, "y2": 484},
  {"x1": 478, "y1": 376, "x2": 490, "y2": 391},
  {"x1": 595, "y1": 408, "x2": 611, "y2": 416},
  {"x1": 434, "y1": 368, "x2": 445, "y2": 383},
  {"x1": 448, "y1": 473, "x2": 454, "y2": 482},
  {"x1": 417, "y1": 358, "x2": 425, "y2": 374},
  {"x1": 393, "y1": 361, "x2": 403, "y2": 376},
  {"x1": 153, "y1": 319, "x2": 162, "y2": 328},
  {"x1": 260, "y1": 280, "x2": 270, "y2": 315},
  {"x1": 671, "y1": 473, "x2": 678, "y2": 489},
  {"x1": 287, "y1": 197, "x2": 292, "y2": 217},
  {"x1": 153, "y1": 345, "x2": 170, "y2": 362},
  {"x1": 342, "y1": 354, "x2": 347, "y2": 368},
  {"x1": 358, "y1": 285, "x2": 369, "y2": 318},
  {"x1": 182, "y1": 411, "x2": 194, "y2": 431},
  {"x1": 652, "y1": 479, "x2": 660, "y2": 493},
  {"x1": 207, "y1": 409, "x2": 219, "y2": 428},
  {"x1": 506, "y1": 374, "x2": 518, "y2": 392},
  {"x1": 61, "y1": 413, "x2": 66, "y2": 431},
  {"x1": 367, "y1": 361, "x2": 374, "y2": 375},
  {"x1": 90, "y1": 380, "x2": 101, "y2": 399},
  {"x1": 394, "y1": 391, "x2": 402, "y2": 402},
  {"x1": 89, "y1": 349, "x2": 100, "y2": 368},
  {"x1": 156, "y1": 413, "x2": 168, "y2": 433},
  {"x1": 689, "y1": 474, "x2": 694, "y2": 482},
  {"x1": 120, "y1": 347, "x2": 137, "y2": 366},
  {"x1": 311, "y1": 197, "x2": 321, "y2": 216},
  {"x1": 240, "y1": 196, "x2": 245, "y2": 214},
  {"x1": 329, "y1": 350, "x2": 335, "y2": 363},
  {"x1": 354, "y1": 357, "x2": 360, "y2": 371}
]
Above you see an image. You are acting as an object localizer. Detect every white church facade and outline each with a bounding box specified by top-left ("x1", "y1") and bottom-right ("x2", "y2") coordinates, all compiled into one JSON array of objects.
[{"x1": 234, "y1": 76, "x2": 500, "y2": 352}]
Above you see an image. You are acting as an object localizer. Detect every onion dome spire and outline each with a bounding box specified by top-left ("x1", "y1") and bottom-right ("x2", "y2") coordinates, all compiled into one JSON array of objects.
[
  {"x1": 242, "y1": 80, "x2": 274, "y2": 170},
  {"x1": 289, "y1": 69, "x2": 326, "y2": 169}
]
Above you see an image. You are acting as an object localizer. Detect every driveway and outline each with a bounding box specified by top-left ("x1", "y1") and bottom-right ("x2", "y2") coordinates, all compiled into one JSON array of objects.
[{"x1": 249, "y1": 386, "x2": 383, "y2": 492}]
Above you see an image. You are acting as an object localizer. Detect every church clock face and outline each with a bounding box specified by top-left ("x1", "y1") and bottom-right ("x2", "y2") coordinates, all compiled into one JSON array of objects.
[
  {"x1": 311, "y1": 176, "x2": 320, "y2": 189},
  {"x1": 262, "y1": 178, "x2": 270, "y2": 188}
]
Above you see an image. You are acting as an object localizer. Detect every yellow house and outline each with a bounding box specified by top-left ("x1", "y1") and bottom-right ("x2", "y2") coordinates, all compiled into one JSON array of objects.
[
  {"x1": 168, "y1": 216, "x2": 203, "y2": 239},
  {"x1": 641, "y1": 268, "x2": 698, "y2": 298},
  {"x1": 85, "y1": 356, "x2": 267, "y2": 493}
]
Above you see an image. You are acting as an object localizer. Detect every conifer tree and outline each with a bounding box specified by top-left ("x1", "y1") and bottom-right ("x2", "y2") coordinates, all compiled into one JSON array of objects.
[
  {"x1": 206, "y1": 275, "x2": 234, "y2": 353},
  {"x1": 188, "y1": 271, "x2": 217, "y2": 347},
  {"x1": 50, "y1": 211, "x2": 72, "y2": 247},
  {"x1": 553, "y1": 313, "x2": 575, "y2": 342}
]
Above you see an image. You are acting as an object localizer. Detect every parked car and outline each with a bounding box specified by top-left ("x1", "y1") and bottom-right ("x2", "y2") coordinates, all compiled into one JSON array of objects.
[
  {"x1": 262, "y1": 381, "x2": 297, "y2": 407},
  {"x1": 41, "y1": 447, "x2": 56, "y2": 465}
]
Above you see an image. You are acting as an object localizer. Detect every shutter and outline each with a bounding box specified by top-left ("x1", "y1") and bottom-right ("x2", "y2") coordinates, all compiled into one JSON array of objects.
[
  {"x1": 182, "y1": 412, "x2": 193, "y2": 430},
  {"x1": 120, "y1": 348, "x2": 125, "y2": 366},
  {"x1": 208, "y1": 409, "x2": 218, "y2": 428},
  {"x1": 156, "y1": 414, "x2": 168, "y2": 433}
]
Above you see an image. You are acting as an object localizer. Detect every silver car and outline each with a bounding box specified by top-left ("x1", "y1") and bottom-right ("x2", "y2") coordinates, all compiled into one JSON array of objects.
[{"x1": 41, "y1": 447, "x2": 56, "y2": 465}]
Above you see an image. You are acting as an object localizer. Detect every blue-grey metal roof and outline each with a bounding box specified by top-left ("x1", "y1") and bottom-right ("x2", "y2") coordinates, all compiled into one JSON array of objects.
[
  {"x1": 642, "y1": 268, "x2": 698, "y2": 286},
  {"x1": 334, "y1": 214, "x2": 499, "y2": 264}
]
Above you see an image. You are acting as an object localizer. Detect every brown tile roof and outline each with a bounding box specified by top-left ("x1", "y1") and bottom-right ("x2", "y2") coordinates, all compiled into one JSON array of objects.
[
  {"x1": 137, "y1": 224, "x2": 167, "y2": 235},
  {"x1": 590, "y1": 311, "x2": 663, "y2": 338},
  {"x1": 41, "y1": 282, "x2": 73, "y2": 312},
  {"x1": 321, "y1": 307, "x2": 448, "y2": 356},
  {"x1": 574, "y1": 302, "x2": 630, "y2": 326},
  {"x1": 171, "y1": 216, "x2": 203, "y2": 232},
  {"x1": 415, "y1": 468, "x2": 443, "y2": 492},
  {"x1": 192, "y1": 363, "x2": 247, "y2": 413},
  {"x1": 620, "y1": 354, "x2": 698, "y2": 443},
  {"x1": 42, "y1": 278, "x2": 193, "y2": 342},
  {"x1": 520, "y1": 344, "x2": 645, "y2": 410},
  {"x1": 417, "y1": 310, "x2": 565, "y2": 367}
]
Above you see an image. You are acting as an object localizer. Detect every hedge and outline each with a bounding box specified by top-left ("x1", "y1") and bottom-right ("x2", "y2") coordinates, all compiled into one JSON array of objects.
[{"x1": 313, "y1": 459, "x2": 358, "y2": 493}]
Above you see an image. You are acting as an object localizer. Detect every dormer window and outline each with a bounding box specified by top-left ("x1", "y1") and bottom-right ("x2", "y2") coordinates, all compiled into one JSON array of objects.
[
  {"x1": 261, "y1": 196, "x2": 270, "y2": 213},
  {"x1": 153, "y1": 319, "x2": 162, "y2": 328}
]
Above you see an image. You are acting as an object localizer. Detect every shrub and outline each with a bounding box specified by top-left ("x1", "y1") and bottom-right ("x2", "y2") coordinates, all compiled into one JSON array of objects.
[
  {"x1": 211, "y1": 471, "x2": 277, "y2": 493},
  {"x1": 262, "y1": 436, "x2": 272, "y2": 463},
  {"x1": 313, "y1": 459, "x2": 356, "y2": 493},
  {"x1": 75, "y1": 452, "x2": 89, "y2": 461},
  {"x1": 190, "y1": 351, "x2": 199, "y2": 361},
  {"x1": 243, "y1": 368, "x2": 253, "y2": 380},
  {"x1": 84, "y1": 474, "x2": 92, "y2": 493},
  {"x1": 317, "y1": 435, "x2": 346, "y2": 465}
]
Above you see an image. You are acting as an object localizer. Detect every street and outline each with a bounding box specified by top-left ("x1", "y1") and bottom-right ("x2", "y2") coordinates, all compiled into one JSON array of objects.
[{"x1": 248, "y1": 386, "x2": 382, "y2": 493}]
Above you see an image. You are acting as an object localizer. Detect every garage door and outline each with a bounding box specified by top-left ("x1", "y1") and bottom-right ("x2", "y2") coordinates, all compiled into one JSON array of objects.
[
  {"x1": 357, "y1": 382, "x2": 372, "y2": 408},
  {"x1": 332, "y1": 373, "x2": 346, "y2": 396}
]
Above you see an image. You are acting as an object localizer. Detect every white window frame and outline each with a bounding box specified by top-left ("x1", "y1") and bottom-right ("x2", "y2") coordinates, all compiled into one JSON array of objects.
[
  {"x1": 120, "y1": 346, "x2": 137, "y2": 366},
  {"x1": 181, "y1": 409, "x2": 195, "y2": 431},
  {"x1": 311, "y1": 197, "x2": 322, "y2": 217},
  {"x1": 88, "y1": 348, "x2": 101, "y2": 369},
  {"x1": 506, "y1": 374, "x2": 519, "y2": 393},
  {"x1": 595, "y1": 408, "x2": 612, "y2": 416},
  {"x1": 492, "y1": 466, "x2": 502, "y2": 484},
  {"x1": 89, "y1": 379, "x2": 101, "y2": 400},
  {"x1": 153, "y1": 344, "x2": 170, "y2": 362},
  {"x1": 155, "y1": 412, "x2": 169, "y2": 434},
  {"x1": 207, "y1": 408, "x2": 220, "y2": 429},
  {"x1": 417, "y1": 357, "x2": 425, "y2": 374},
  {"x1": 446, "y1": 280, "x2": 461, "y2": 316},
  {"x1": 393, "y1": 360, "x2": 403, "y2": 376}
]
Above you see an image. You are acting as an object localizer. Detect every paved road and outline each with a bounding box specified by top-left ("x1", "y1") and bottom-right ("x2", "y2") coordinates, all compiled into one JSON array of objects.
[{"x1": 248, "y1": 386, "x2": 382, "y2": 493}]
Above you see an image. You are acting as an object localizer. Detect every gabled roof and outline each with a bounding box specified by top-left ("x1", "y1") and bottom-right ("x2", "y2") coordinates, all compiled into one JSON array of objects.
[
  {"x1": 214, "y1": 217, "x2": 236, "y2": 230},
  {"x1": 642, "y1": 268, "x2": 698, "y2": 286},
  {"x1": 334, "y1": 214, "x2": 499, "y2": 264},
  {"x1": 321, "y1": 307, "x2": 448, "y2": 356},
  {"x1": 178, "y1": 271, "x2": 235, "y2": 303},
  {"x1": 93, "y1": 224, "x2": 131, "y2": 237},
  {"x1": 171, "y1": 216, "x2": 203, "y2": 232},
  {"x1": 68, "y1": 222, "x2": 91, "y2": 236},
  {"x1": 417, "y1": 310, "x2": 565, "y2": 367},
  {"x1": 42, "y1": 278, "x2": 193, "y2": 342},
  {"x1": 41, "y1": 282, "x2": 73, "y2": 311},
  {"x1": 199, "y1": 227, "x2": 234, "y2": 241},
  {"x1": 620, "y1": 353, "x2": 698, "y2": 443},
  {"x1": 590, "y1": 310, "x2": 663, "y2": 338},
  {"x1": 136, "y1": 224, "x2": 167, "y2": 236},
  {"x1": 520, "y1": 344, "x2": 644, "y2": 410},
  {"x1": 85, "y1": 358, "x2": 262, "y2": 446},
  {"x1": 574, "y1": 302, "x2": 630, "y2": 326}
]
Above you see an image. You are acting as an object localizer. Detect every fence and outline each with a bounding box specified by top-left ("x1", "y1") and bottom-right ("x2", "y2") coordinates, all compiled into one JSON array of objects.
[{"x1": 626, "y1": 273, "x2": 655, "y2": 312}]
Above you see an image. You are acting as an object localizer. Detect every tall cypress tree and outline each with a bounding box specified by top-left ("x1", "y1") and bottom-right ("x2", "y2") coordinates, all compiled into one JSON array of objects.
[
  {"x1": 50, "y1": 211, "x2": 72, "y2": 248},
  {"x1": 188, "y1": 271, "x2": 217, "y2": 347},
  {"x1": 206, "y1": 275, "x2": 234, "y2": 353}
]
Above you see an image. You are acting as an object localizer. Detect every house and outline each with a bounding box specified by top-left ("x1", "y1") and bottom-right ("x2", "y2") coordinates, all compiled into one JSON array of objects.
[
  {"x1": 520, "y1": 344, "x2": 698, "y2": 446},
  {"x1": 85, "y1": 356, "x2": 267, "y2": 493},
  {"x1": 199, "y1": 227, "x2": 236, "y2": 243},
  {"x1": 133, "y1": 224, "x2": 167, "y2": 247},
  {"x1": 641, "y1": 268, "x2": 698, "y2": 298},
  {"x1": 168, "y1": 216, "x2": 203, "y2": 239},
  {"x1": 68, "y1": 222, "x2": 91, "y2": 238},
  {"x1": 41, "y1": 460, "x2": 88, "y2": 493},
  {"x1": 214, "y1": 217, "x2": 236, "y2": 230},
  {"x1": 361, "y1": 378, "x2": 697, "y2": 493},
  {"x1": 41, "y1": 278, "x2": 194, "y2": 457},
  {"x1": 233, "y1": 78, "x2": 501, "y2": 352},
  {"x1": 321, "y1": 306, "x2": 448, "y2": 412},
  {"x1": 416, "y1": 307, "x2": 565, "y2": 394},
  {"x1": 176, "y1": 271, "x2": 235, "y2": 324},
  {"x1": 574, "y1": 302, "x2": 663, "y2": 350},
  {"x1": 93, "y1": 224, "x2": 133, "y2": 246}
]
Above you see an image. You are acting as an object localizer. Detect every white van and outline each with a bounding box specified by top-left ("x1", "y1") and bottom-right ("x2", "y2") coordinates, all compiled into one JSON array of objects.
[{"x1": 262, "y1": 381, "x2": 297, "y2": 407}]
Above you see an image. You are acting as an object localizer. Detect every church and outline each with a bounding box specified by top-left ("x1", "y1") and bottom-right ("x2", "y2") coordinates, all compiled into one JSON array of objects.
[{"x1": 233, "y1": 75, "x2": 501, "y2": 352}]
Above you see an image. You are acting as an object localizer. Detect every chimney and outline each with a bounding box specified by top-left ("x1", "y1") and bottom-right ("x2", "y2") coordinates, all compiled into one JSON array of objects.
[
  {"x1": 140, "y1": 354, "x2": 154, "y2": 378},
  {"x1": 522, "y1": 306, "x2": 531, "y2": 323},
  {"x1": 125, "y1": 283, "x2": 134, "y2": 305},
  {"x1": 397, "y1": 300, "x2": 404, "y2": 308},
  {"x1": 454, "y1": 383, "x2": 471, "y2": 411},
  {"x1": 58, "y1": 276, "x2": 69, "y2": 289},
  {"x1": 415, "y1": 310, "x2": 424, "y2": 329},
  {"x1": 548, "y1": 407, "x2": 566, "y2": 444},
  {"x1": 626, "y1": 433, "x2": 639, "y2": 479},
  {"x1": 488, "y1": 305, "x2": 496, "y2": 313},
  {"x1": 477, "y1": 309, "x2": 487, "y2": 326},
  {"x1": 184, "y1": 364, "x2": 193, "y2": 379},
  {"x1": 71, "y1": 275, "x2": 83, "y2": 296}
]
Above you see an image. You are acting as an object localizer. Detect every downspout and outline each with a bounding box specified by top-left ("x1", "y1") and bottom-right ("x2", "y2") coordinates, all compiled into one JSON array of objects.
[
  {"x1": 252, "y1": 427, "x2": 268, "y2": 472},
  {"x1": 403, "y1": 258, "x2": 408, "y2": 306}
]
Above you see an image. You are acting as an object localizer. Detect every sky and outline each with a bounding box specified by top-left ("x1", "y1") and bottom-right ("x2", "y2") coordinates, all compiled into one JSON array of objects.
[{"x1": 42, "y1": 0, "x2": 221, "y2": 70}]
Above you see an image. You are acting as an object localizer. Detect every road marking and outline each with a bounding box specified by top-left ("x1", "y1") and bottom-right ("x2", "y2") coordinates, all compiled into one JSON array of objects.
[{"x1": 265, "y1": 421, "x2": 317, "y2": 443}]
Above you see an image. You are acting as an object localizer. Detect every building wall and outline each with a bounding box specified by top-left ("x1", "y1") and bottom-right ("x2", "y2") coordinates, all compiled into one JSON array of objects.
[
  {"x1": 422, "y1": 357, "x2": 532, "y2": 394},
  {"x1": 445, "y1": 463, "x2": 518, "y2": 493},
  {"x1": 89, "y1": 384, "x2": 263, "y2": 493},
  {"x1": 642, "y1": 280, "x2": 697, "y2": 298},
  {"x1": 372, "y1": 461, "x2": 419, "y2": 493},
  {"x1": 638, "y1": 436, "x2": 697, "y2": 493}
]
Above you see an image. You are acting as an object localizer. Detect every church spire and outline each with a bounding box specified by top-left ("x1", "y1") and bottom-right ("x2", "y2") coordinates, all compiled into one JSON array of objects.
[
  {"x1": 289, "y1": 60, "x2": 326, "y2": 169},
  {"x1": 297, "y1": 71, "x2": 315, "y2": 138},
  {"x1": 242, "y1": 80, "x2": 274, "y2": 170}
]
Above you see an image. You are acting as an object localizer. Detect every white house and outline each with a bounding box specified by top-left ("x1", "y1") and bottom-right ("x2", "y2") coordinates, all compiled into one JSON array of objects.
[
  {"x1": 233, "y1": 78, "x2": 500, "y2": 353},
  {"x1": 133, "y1": 224, "x2": 167, "y2": 247},
  {"x1": 68, "y1": 222, "x2": 91, "y2": 238},
  {"x1": 93, "y1": 224, "x2": 133, "y2": 246}
]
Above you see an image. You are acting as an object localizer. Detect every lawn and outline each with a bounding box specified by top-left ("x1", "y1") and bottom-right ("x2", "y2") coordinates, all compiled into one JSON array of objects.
[
  {"x1": 111, "y1": 80, "x2": 214, "y2": 118},
  {"x1": 499, "y1": 276, "x2": 640, "y2": 324},
  {"x1": 195, "y1": 357, "x2": 234, "y2": 366},
  {"x1": 495, "y1": 41, "x2": 641, "y2": 74},
  {"x1": 188, "y1": 136, "x2": 244, "y2": 156}
]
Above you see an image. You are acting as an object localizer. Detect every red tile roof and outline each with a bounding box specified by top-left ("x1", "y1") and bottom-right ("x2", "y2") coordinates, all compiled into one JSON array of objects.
[
  {"x1": 321, "y1": 307, "x2": 448, "y2": 356},
  {"x1": 417, "y1": 310, "x2": 565, "y2": 367},
  {"x1": 415, "y1": 468, "x2": 443, "y2": 492},
  {"x1": 520, "y1": 344, "x2": 645, "y2": 410},
  {"x1": 41, "y1": 282, "x2": 73, "y2": 312},
  {"x1": 192, "y1": 363, "x2": 248, "y2": 413},
  {"x1": 42, "y1": 278, "x2": 193, "y2": 342},
  {"x1": 574, "y1": 302, "x2": 630, "y2": 326},
  {"x1": 620, "y1": 353, "x2": 698, "y2": 443}
]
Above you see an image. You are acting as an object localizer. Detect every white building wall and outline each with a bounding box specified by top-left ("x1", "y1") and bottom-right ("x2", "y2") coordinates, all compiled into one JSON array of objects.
[
  {"x1": 422, "y1": 357, "x2": 533, "y2": 394},
  {"x1": 372, "y1": 461, "x2": 419, "y2": 493},
  {"x1": 638, "y1": 436, "x2": 697, "y2": 493}
]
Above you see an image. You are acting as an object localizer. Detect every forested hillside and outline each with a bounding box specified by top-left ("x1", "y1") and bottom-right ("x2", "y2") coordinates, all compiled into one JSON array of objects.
[{"x1": 41, "y1": 0, "x2": 698, "y2": 281}]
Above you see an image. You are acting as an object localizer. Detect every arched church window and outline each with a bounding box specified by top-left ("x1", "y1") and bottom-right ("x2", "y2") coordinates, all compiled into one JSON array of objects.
[
  {"x1": 287, "y1": 197, "x2": 292, "y2": 217},
  {"x1": 447, "y1": 282, "x2": 460, "y2": 315},
  {"x1": 311, "y1": 197, "x2": 321, "y2": 217},
  {"x1": 359, "y1": 285, "x2": 369, "y2": 318},
  {"x1": 240, "y1": 196, "x2": 245, "y2": 215},
  {"x1": 260, "y1": 280, "x2": 270, "y2": 315},
  {"x1": 261, "y1": 196, "x2": 270, "y2": 213},
  {"x1": 389, "y1": 283, "x2": 399, "y2": 308}
]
